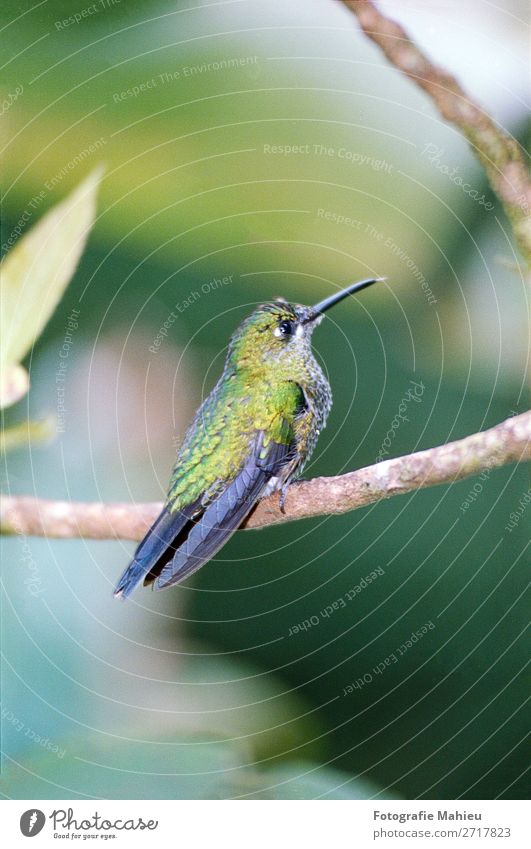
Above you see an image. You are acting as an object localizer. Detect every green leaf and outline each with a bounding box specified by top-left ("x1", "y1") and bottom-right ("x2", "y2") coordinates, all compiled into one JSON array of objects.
[
  {"x1": 0, "y1": 414, "x2": 55, "y2": 452},
  {"x1": 0, "y1": 166, "x2": 103, "y2": 406}
]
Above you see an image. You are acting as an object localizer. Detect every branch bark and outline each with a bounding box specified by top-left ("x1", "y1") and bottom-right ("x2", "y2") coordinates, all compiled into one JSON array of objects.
[
  {"x1": 1, "y1": 412, "x2": 529, "y2": 540},
  {"x1": 340, "y1": 0, "x2": 531, "y2": 264}
]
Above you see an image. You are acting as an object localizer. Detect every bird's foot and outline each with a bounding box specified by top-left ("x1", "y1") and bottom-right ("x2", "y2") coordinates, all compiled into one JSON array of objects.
[{"x1": 279, "y1": 483, "x2": 290, "y2": 514}]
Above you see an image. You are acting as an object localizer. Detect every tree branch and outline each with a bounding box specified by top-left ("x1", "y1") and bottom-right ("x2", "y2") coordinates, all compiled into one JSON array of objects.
[
  {"x1": 1, "y1": 412, "x2": 529, "y2": 540},
  {"x1": 1, "y1": 6, "x2": 529, "y2": 544},
  {"x1": 340, "y1": 0, "x2": 531, "y2": 263}
]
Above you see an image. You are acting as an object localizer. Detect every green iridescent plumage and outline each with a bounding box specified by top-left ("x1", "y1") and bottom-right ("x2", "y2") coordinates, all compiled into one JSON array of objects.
[
  {"x1": 115, "y1": 279, "x2": 380, "y2": 598},
  {"x1": 168, "y1": 304, "x2": 324, "y2": 512}
]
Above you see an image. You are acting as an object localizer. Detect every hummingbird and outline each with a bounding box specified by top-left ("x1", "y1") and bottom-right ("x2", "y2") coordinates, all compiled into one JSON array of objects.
[{"x1": 114, "y1": 277, "x2": 381, "y2": 598}]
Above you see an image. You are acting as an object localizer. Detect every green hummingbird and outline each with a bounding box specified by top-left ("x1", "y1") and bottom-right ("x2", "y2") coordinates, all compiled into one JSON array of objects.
[{"x1": 115, "y1": 277, "x2": 381, "y2": 598}]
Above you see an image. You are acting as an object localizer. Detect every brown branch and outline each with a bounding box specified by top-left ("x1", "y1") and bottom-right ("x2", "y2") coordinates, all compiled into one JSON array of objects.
[
  {"x1": 340, "y1": 0, "x2": 531, "y2": 263},
  {"x1": 1, "y1": 412, "x2": 529, "y2": 540}
]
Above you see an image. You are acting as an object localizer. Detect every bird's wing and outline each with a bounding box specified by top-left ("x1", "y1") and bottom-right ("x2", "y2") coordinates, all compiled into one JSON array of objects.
[
  {"x1": 154, "y1": 434, "x2": 295, "y2": 590},
  {"x1": 113, "y1": 500, "x2": 201, "y2": 598},
  {"x1": 114, "y1": 433, "x2": 295, "y2": 598},
  {"x1": 114, "y1": 380, "x2": 305, "y2": 598}
]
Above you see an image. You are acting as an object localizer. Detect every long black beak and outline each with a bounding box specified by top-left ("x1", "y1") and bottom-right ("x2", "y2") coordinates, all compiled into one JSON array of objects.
[{"x1": 304, "y1": 277, "x2": 383, "y2": 323}]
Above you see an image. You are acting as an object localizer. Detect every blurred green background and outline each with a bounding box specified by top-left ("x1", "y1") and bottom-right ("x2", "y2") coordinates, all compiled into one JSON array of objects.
[{"x1": 1, "y1": 0, "x2": 529, "y2": 800}]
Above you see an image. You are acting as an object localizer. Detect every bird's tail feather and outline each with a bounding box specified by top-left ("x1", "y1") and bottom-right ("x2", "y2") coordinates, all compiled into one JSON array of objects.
[{"x1": 113, "y1": 503, "x2": 198, "y2": 599}]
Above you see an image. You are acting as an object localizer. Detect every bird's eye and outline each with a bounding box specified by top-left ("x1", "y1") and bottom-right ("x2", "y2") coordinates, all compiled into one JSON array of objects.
[{"x1": 274, "y1": 319, "x2": 295, "y2": 338}]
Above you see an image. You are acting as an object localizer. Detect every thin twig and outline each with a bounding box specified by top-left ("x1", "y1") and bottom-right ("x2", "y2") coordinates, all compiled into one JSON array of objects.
[
  {"x1": 340, "y1": 0, "x2": 531, "y2": 263},
  {"x1": 1, "y1": 412, "x2": 529, "y2": 540}
]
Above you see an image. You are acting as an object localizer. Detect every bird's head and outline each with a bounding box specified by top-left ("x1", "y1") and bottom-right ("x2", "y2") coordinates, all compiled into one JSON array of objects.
[{"x1": 226, "y1": 278, "x2": 382, "y2": 375}]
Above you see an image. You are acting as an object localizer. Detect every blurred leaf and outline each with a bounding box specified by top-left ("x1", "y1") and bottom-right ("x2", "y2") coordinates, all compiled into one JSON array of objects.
[
  {"x1": 174, "y1": 650, "x2": 321, "y2": 764},
  {"x1": 0, "y1": 729, "x2": 389, "y2": 800},
  {"x1": 0, "y1": 414, "x2": 55, "y2": 452},
  {"x1": 246, "y1": 761, "x2": 389, "y2": 800},
  {"x1": 0, "y1": 730, "x2": 249, "y2": 800},
  {"x1": 0, "y1": 166, "x2": 103, "y2": 405},
  {"x1": 0, "y1": 363, "x2": 29, "y2": 409}
]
